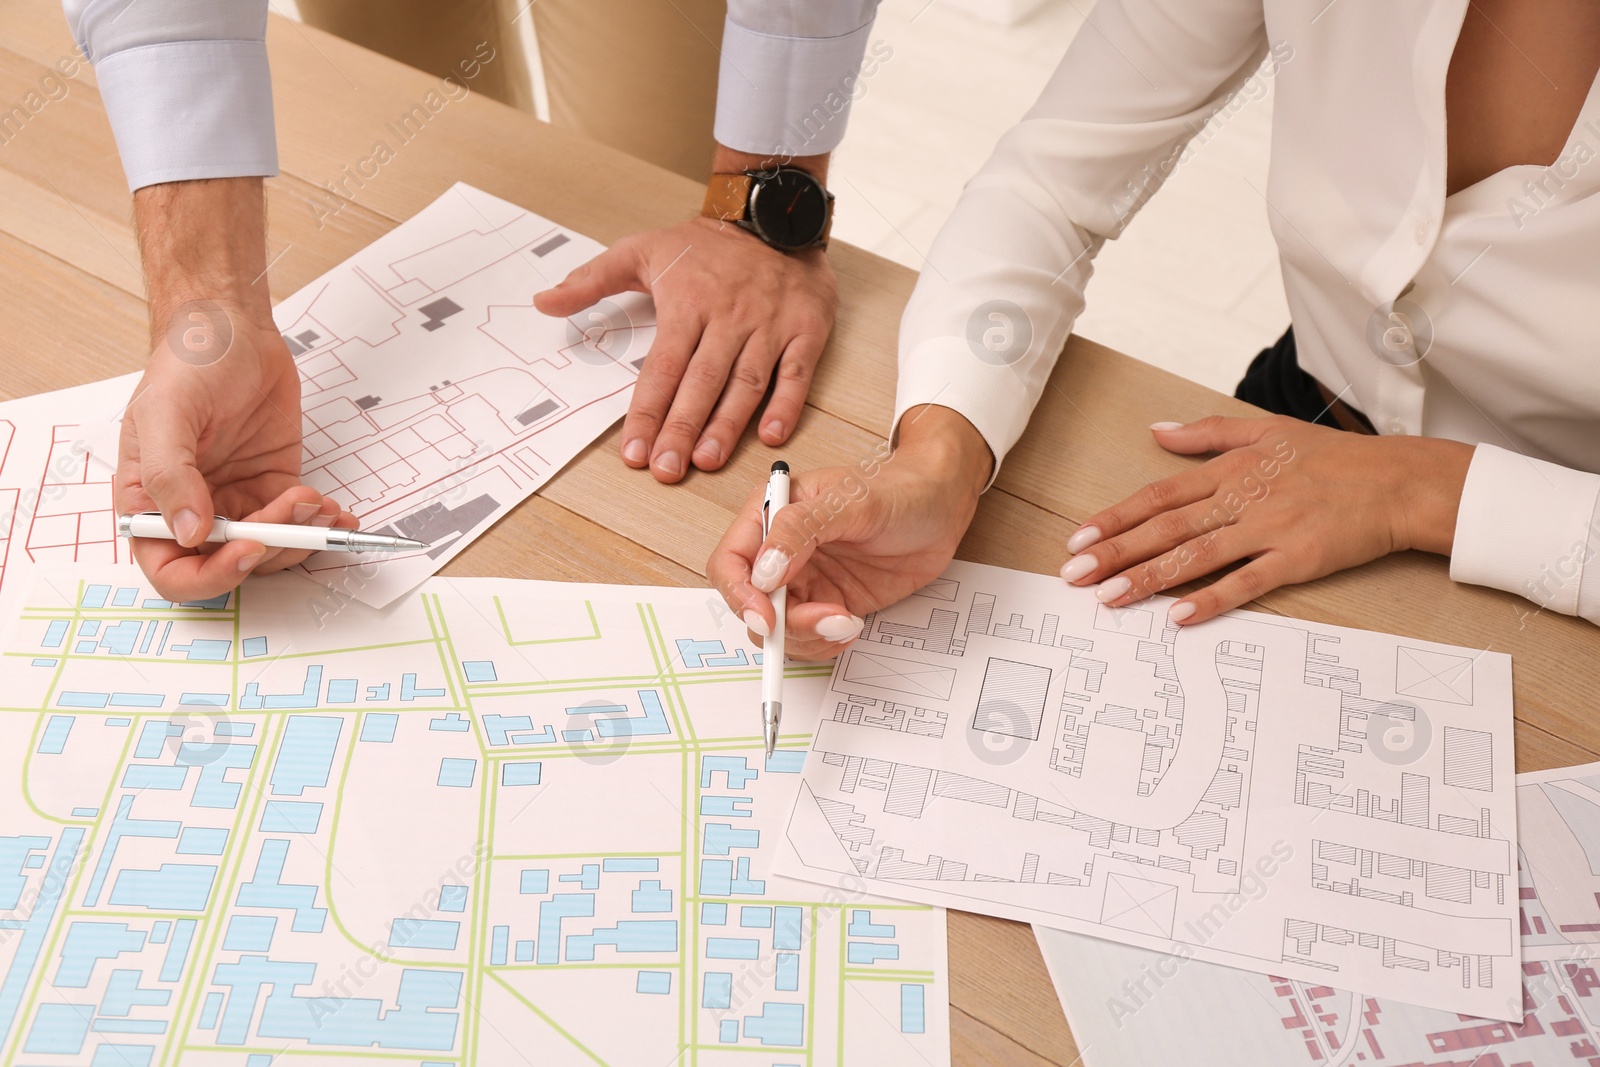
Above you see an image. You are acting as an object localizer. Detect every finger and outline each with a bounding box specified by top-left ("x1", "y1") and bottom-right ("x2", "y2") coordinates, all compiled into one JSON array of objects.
[
  {"x1": 1067, "y1": 465, "x2": 1221, "y2": 554},
  {"x1": 782, "y1": 598, "x2": 864, "y2": 661},
  {"x1": 532, "y1": 243, "x2": 644, "y2": 317},
  {"x1": 759, "y1": 332, "x2": 824, "y2": 446},
  {"x1": 1092, "y1": 521, "x2": 1256, "y2": 608},
  {"x1": 1149, "y1": 415, "x2": 1281, "y2": 456},
  {"x1": 692, "y1": 332, "x2": 779, "y2": 472},
  {"x1": 243, "y1": 488, "x2": 343, "y2": 574},
  {"x1": 1060, "y1": 496, "x2": 1244, "y2": 587},
  {"x1": 620, "y1": 314, "x2": 706, "y2": 468},
  {"x1": 134, "y1": 537, "x2": 267, "y2": 604},
  {"x1": 132, "y1": 402, "x2": 216, "y2": 548},
  {"x1": 708, "y1": 485, "x2": 773, "y2": 634},
  {"x1": 649, "y1": 322, "x2": 749, "y2": 483},
  {"x1": 750, "y1": 476, "x2": 883, "y2": 596},
  {"x1": 1166, "y1": 554, "x2": 1291, "y2": 625}
]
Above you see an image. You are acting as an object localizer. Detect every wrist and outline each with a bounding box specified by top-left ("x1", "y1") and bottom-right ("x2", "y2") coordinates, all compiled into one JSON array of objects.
[
  {"x1": 1392, "y1": 436, "x2": 1474, "y2": 555},
  {"x1": 135, "y1": 178, "x2": 275, "y2": 344},
  {"x1": 711, "y1": 144, "x2": 829, "y2": 183},
  {"x1": 893, "y1": 405, "x2": 993, "y2": 500}
]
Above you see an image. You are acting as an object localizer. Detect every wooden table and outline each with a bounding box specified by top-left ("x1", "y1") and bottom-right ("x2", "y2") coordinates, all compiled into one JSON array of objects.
[{"x1": 3, "y1": 4, "x2": 1598, "y2": 1063}]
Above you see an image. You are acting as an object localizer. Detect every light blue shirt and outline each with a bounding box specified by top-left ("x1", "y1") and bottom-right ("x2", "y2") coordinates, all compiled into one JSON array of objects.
[{"x1": 63, "y1": 0, "x2": 882, "y2": 192}]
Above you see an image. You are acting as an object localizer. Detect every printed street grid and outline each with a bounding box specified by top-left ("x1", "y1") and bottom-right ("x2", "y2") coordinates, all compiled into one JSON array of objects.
[{"x1": 0, "y1": 570, "x2": 949, "y2": 1066}]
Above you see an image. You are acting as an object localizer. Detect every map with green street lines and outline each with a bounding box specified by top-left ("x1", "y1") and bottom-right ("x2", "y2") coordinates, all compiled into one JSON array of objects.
[{"x1": 0, "y1": 568, "x2": 949, "y2": 1066}]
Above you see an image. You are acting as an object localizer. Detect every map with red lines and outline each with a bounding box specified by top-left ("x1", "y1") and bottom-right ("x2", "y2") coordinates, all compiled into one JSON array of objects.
[{"x1": 0, "y1": 184, "x2": 650, "y2": 611}]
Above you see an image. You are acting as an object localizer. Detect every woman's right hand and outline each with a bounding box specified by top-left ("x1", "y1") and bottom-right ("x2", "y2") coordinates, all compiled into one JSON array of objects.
[{"x1": 707, "y1": 405, "x2": 993, "y2": 660}]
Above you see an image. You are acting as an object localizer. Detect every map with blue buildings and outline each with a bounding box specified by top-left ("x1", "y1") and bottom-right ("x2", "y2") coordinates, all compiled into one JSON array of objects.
[{"x1": 0, "y1": 570, "x2": 949, "y2": 1065}]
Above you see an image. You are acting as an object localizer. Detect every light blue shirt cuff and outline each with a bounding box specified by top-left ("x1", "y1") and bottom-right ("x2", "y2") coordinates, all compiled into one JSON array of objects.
[
  {"x1": 714, "y1": 16, "x2": 878, "y2": 158},
  {"x1": 95, "y1": 39, "x2": 278, "y2": 191}
]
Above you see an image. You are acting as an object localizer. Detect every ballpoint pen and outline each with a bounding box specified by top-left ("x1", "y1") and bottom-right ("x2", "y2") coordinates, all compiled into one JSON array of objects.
[
  {"x1": 761, "y1": 461, "x2": 790, "y2": 757},
  {"x1": 118, "y1": 512, "x2": 428, "y2": 554}
]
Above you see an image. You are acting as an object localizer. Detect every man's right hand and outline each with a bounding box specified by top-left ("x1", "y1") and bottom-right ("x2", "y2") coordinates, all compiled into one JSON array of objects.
[
  {"x1": 707, "y1": 406, "x2": 993, "y2": 660},
  {"x1": 120, "y1": 178, "x2": 353, "y2": 602}
]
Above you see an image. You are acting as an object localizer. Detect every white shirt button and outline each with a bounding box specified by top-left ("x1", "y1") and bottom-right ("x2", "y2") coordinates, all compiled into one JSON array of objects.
[
  {"x1": 1413, "y1": 217, "x2": 1432, "y2": 244},
  {"x1": 1386, "y1": 417, "x2": 1406, "y2": 434}
]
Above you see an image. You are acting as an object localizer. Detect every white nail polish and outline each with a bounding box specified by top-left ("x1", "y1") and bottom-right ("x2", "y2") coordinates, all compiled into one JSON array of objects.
[
  {"x1": 1149, "y1": 421, "x2": 1184, "y2": 431},
  {"x1": 1095, "y1": 576, "x2": 1132, "y2": 603},
  {"x1": 816, "y1": 615, "x2": 864, "y2": 643},
  {"x1": 742, "y1": 609, "x2": 769, "y2": 638},
  {"x1": 1168, "y1": 601, "x2": 1197, "y2": 624},
  {"x1": 1066, "y1": 525, "x2": 1101, "y2": 554},
  {"x1": 752, "y1": 548, "x2": 790, "y2": 592},
  {"x1": 1059, "y1": 554, "x2": 1097, "y2": 583}
]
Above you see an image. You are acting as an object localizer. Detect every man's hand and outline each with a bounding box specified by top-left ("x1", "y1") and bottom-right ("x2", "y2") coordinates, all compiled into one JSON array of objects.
[
  {"x1": 121, "y1": 178, "x2": 353, "y2": 601},
  {"x1": 1059, "y1": 416, "x2": 1474, "y2": 624},
  {"x1": 535, "y1": 150, "x2": 838, "y2": 483},
  {"x1": 708, "y1": 406, "x2": 993, "y2": 660}
]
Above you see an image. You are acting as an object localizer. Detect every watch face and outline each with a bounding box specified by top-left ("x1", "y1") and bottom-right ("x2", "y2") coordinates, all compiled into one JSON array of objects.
[{"x1": 747, "y1": 169, "x2": 829, "y2": 251}]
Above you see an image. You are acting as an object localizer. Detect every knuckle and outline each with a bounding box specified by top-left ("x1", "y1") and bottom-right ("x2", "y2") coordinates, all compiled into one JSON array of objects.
[
  {"x1": 1150, "y1": 510, "x2": 1193, "y2": 543},
  {"x1": 660, "y1": 413, "x2": 705, "y2": 442},
  {"x1": 775, "y1": 358, "x2": 814, "y2": 386},
  {"x1": 1188, "y1": 533, "x2": 1221, "y2": 567},
  {"x1": 1140, "y1": 479, "x2": 1179, "y2": 512},
  {"x1": 727, "y1": 361, "x2": 770, "y2": 394},
  {"x1": 1233, "y1": 565, "x2": 1268, "y2": 602},
  {"x1": 682, "y1": 358, "x2": 728, "y2": 390}
]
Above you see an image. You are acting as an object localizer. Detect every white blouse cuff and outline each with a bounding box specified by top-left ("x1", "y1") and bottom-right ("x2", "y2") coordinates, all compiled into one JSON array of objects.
[
  {"x1": 96, "y1": 40, "x2": 278, "y2": 191},
  {"x1": 713, "y1": 16, "x2": 875, "y2": 157},
  {"x1": 891, "y1": 337, "x2": 1035, "y2": 492},
  {"x1": 1449, "y1": 443, "x2": 1600, "y2": 617}
]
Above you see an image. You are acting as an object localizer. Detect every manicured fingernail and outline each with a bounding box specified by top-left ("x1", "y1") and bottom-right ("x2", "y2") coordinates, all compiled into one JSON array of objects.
[
  {"x1": 816, "y1": 614, "x2": 864, "y2": 643},
  {"x1": 292, "y1": 502, "x2": 319, "y2": 522},
  {"x1": 1095, "y1": 576, "x2": 1132, "y2": 603},
  {"x1": 752, "y1": 548, "x2": 790, "y2": 592},
  {"x1": 237, "y1": 551, "x2": 264, "y2": 573},
  {"x1": 654, "y1": 450, "x2": 682, "y2": 478},
  {"x1": 693, "y1": 439, "x2": 723, "y2": 466},
  {"x1": 1066, "y1": 525, "x2": 1101, "y2": 554},
  {"x1": 1060, "y1": 554, "x2": 1097, "y2": 583},
  {"x1": 763, "y1": 419, "x2": 784, "y2": 440},
  {"x1": 1150, "y1": 421, "x2": 1184, "y2": 432},
  {"x1": 173, "y1": 509, "x2": 200, "y2": 546},
  {"x1": 1168, "y1": 601, "x2": 1197, "y2": 624},
  {"x1": 742, "y1": 609, "x2": 769, "y2": 637}
]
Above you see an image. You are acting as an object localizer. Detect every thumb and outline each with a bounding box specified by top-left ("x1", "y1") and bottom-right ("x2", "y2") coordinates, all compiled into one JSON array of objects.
[
  {"x1": 136, "y1": 419, "x2": 216, "y2": 548},
  {"x1": 1149, "y1": 415, "x2": 1274, "y2": 456},
  {"x1": 533, "y1": 244, "x2": 644, "y2": 316},
  {"x1": 751, "y1": 472, "x2": 879, "y2": 594}
]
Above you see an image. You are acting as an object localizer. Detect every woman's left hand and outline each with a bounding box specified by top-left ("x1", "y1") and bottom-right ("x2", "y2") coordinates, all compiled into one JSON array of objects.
[{"x1": 1060, "y1": 416, "x2": 1474, "y2": 624}]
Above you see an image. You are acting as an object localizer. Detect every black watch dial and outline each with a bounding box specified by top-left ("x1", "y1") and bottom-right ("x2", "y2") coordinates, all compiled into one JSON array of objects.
[{"x1": 747, "y1": 169, "x2": 829, "y2": 251}]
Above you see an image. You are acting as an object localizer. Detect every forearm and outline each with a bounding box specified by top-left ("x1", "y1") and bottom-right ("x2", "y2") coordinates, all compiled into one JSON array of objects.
[{"x1": 134, "y1": 178, "x2": 274, "y2": 345}]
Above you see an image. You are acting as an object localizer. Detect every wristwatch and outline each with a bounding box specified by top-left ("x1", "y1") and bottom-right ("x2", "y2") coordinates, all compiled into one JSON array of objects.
[{"x1": 701, "y1": 167, "x2": 834, "y2": 252}]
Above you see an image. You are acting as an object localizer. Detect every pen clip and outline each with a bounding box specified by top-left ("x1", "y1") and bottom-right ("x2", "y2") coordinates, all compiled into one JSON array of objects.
[{"x1": 761, "y1": 489, "x2": 773, "y2": 540}]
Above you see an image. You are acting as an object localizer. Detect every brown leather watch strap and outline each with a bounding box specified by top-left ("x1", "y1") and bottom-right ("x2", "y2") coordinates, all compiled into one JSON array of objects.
[{"x1": 701, "y1": 173, "x2": 754, "y2": 222}]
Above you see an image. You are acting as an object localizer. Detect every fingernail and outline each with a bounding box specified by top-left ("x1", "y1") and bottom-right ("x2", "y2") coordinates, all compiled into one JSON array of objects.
[
  {"x1": 173, "y1": 509, "x2": 200, "y2": 546},
  {"x1": 292, "y1": 502, "x2": 319, "y2": 522},
  {"x1": 1066, "y1": 525, "x2": 1101, "y2": 554},
  {"x1": 763, "y1": 419, "x2": 784, "y2": 440},
  {"x1": 752, "y1": 548, "x2": 790, "y2": 592},
  {"x1": 623, "y1": 439, "x2": 647, "y2": 465},
  {"x1": 742, "y1": 609, "x2": 769, "y2": 638},
  {"x1": 1150, "y1": 421, "x2": 1184, "y2": 432},
  {"x1": 693, "y1": 439, "x2": 723, "y2": 466},
  {"x1": 1060, "y1": 554, "x2": 1097, "y2": 583},
  {"x1": 816, "y1": 614, "x2": 864, "y2": 643},
  {"x1": 654, "y1": 450, "x2": 682, "y2": 478},
  {"x1": 1168, "y1": 601, "x2": 1197, "y2": 624},
  {"x1": 309, "y1": 511, "x2": 337, "y2": 528},
  {"x1": 237, "y1": 551, "x2": 264, "y2": 573},
  {"x1": 1095, "y1": 576, "x2": 1132, "y2": 603}
]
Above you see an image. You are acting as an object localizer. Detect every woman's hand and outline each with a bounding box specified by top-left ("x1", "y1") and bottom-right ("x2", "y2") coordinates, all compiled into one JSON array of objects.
[
  {"x1": 1061, "y1": 416, "x2": 1474, "y2": 624},
  {"x1": 707, "y1": 406, "x2": 993, "y2": 660}
]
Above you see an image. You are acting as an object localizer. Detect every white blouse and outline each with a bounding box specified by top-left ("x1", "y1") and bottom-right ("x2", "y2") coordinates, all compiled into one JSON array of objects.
[{"x1": 894, "y1": 0, "x2": 1600, "y2": 625}]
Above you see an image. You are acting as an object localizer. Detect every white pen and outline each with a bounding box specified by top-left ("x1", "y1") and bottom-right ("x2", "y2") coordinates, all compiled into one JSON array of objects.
[
  {"x1": 118, "y1": 512, "x2": 428, "y2": 555},
  {"x1": 760, "y1": 461, "x2": 790, "y2": 758}
]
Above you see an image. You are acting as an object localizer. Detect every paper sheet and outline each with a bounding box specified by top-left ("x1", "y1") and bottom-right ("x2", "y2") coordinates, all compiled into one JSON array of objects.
[
  {"x1": 775, "y1": 559, "x2": 1519, "y2": 1019},
  {"x1": 0, "y1": 568, "x2": 947, "y2": 1065},
  {"x1": 1038, "y1": 761, "x2": 1600, "y2": 1065},
  {"x1": 0, "y1": 181, "x2": 646, "y2": 612}
]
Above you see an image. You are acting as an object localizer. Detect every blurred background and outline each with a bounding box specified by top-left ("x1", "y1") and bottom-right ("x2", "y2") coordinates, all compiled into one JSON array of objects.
[{"x1": 278, "y1": 0, "x2": 1286, "y2": 395}]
